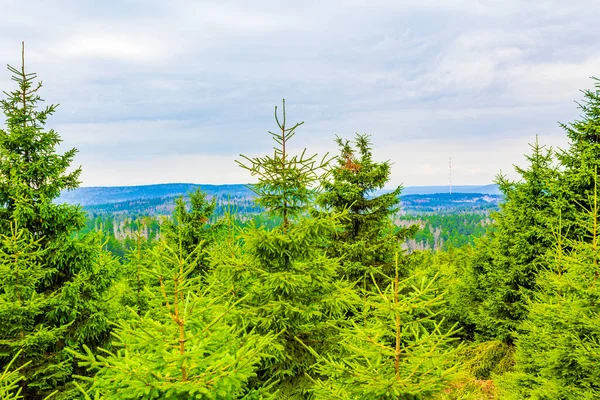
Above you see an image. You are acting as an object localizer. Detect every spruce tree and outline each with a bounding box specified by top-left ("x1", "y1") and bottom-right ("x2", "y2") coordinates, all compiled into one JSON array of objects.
[
  {"x1": 318, "y1": 134, "x2": 416, "y2": 283},
  {"x1": 465, "y1": 137, "x2": 557, "y2": 344},
  {"x1": 72, "y1": 228, "x2": 275, "y2": 399},
  {"x1": 304, "y1": 254, "x2": 459, "y2": 399},
  {"x1": 0, "y1": 44, "x2": 117, "y2": 398},
  {"x1": 211, "y1": 100, "x2": 354, "y2": 398},
  {"x1": 498, "y1": 184, "x2": 600, "y2": 399},
  {"x1": 162, "y1": 188, "x2": 216, "y2": 266},
  {"x1": 553, "y1": 77, "x2": 600, "y2": 241}
]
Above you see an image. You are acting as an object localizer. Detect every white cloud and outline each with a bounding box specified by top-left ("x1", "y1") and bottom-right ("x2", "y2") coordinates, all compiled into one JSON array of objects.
[{"x1": 50, "y1": 34, "x2": 167, "y2": 62}]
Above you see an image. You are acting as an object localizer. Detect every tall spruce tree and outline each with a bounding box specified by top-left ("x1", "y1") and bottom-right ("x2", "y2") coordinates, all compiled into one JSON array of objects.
[
  {"x1": 553, "y1": 77, "x2": 600, "y2": 241},
  {"x1": 210, "y1": 100, "x2": 355, "y2": 398},
  {"x1": 162, "y1": 187, "x2": 216, "y2": 275},
  {"x1": 0, "y1": 44, "x2": 117, "y2": 399},
  {"x1": 465, "y1": 137, "x2": 557, "y2": 344},
  {"x1": 498, "y1": 184, "x2": 600, "y2": 399},
  {"x1": 318, "y1": 134, "x2": 416, "y2": 283}
]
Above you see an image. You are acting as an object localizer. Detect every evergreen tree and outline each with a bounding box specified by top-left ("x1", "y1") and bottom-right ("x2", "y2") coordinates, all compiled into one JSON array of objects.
[
  {"x1": 465, "y1": 137, "x2": 557, "y2": 344},
  {"x1": 162, "y1": 188, "x2": 216, "y2": 270},
  {"x1": 120, "y1": 221, "x2": 152, "y2": 315},
  {"x1": 318, "y1": 134, "x2": 416, "y2": 283},
  {"x1": 304, "y1": 254, "x2": 459, "y2": 399},
  {"x1": 498, "y1": 186, "x2": 600, "y2": 399},
  {"x1": 0, "y1": 44, "x2": 117, "y2": 398},
  {"x1": 553, "y1": 77, "x2": 600, "y2": 241},
  {"x1": 72, "y1": 232, "x2": 275, "y2": 399},
  {"x1": 211, "y1": 100, "x2": 354, "y2": 398}
]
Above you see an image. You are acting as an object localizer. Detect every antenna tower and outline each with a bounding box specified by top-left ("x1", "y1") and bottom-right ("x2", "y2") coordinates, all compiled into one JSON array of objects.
[{"x1": 449, "y1": 156, "x2": 452, "y2": 195}]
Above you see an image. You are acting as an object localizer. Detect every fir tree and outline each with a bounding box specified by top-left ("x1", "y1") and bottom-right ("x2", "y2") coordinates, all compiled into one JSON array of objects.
[
  {"x1": 553, "y1": 77, "x2": 600, "y2": 241},
  {"x1": 0, "y1": 44, "x2": 117, "y2": 399},
  {"x1": 211, "y1": 100, "x2": 355, "y2": 398},
  {"x1": 162, "y1": 188, "x2": 216, "y2": 271},
  {"x1": 120, "y1": 221, "x2": 152, "y2": 315},
  {"x1": 318, "y1": 134, "x2": 416, "y2": 283},
  {"x1": 72, "y1": 231, "x2": 275, "y2": 399},
  {"x1": 303, "y1": 254, "x2": 459, "y2": 399},
  {"x1": 465, "y1": 137, "x2": 557, "y2": 344},
  {"x1": 498, "y1": 183, "x2": 600, "y2": 399}
]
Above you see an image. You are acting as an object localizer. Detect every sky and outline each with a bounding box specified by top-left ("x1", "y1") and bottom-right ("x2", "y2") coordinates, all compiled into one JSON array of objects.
[{"x1": 1, "y1": 0, "x2": 599, "y2": 188}]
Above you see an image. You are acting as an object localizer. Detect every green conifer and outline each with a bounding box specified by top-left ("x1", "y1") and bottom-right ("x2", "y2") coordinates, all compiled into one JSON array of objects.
[
  {"x1": 553, "y1": 77, "x2": 600, "y2": 241},
  {"x1": 0, "y1": 44, "x2": 117, "y2": 399},
  {"x1": 211, "y1": 100, "x2": 354, "y2": 398},
  {"x1": 465, "y1": 137, "x2": 557, "y2": 344},
  {"x1": 162, "y1": 188, "x2": 216, "y2": 269},
  {"x1": 72, "y1": 230, "x2": 275, "y2": 399},
  {"x1": 304, "y1": 254, "x2": 459, "y2": 399},
  {"x1": 498, "y1": 182, "x2": 600, "y2": 399},
  {"x1": 318, "y1": 134, "x2": 416, "y2": 283}
]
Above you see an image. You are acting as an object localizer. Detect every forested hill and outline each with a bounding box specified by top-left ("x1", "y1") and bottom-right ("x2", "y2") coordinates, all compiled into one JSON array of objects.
[
  {"x1": 57, "y1": 183, "x2": 501, "y2": 216},
  {"x1": 57, "y1": 183, "x2": 254, "y2": 206},
  {"x1": 58, "y1": 183, "x2": 500, "y2": 205}
]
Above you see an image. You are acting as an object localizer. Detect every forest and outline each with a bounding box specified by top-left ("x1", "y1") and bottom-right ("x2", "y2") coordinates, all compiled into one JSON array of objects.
[{"x1": 1, "y1": 48, "x2": 600, "y2": 400}]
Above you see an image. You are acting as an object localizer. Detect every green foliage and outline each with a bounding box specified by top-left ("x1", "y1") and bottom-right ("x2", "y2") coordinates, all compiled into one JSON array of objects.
[
  {"x1": 304, "y1": 255, "x2": 459, "y2": 399},
  {"x1": 7, "y1": 46, "x2": 600, "y2": 400},
  {"x1": 0, "y1": 45, "x2": 117, "y2": 399},
  {"x1": 0, "y1": 352, "x2": 28, "y2": 400},
  {"x1": 207, "y1": 101, "x2": 355, "y2": 398},
  {"x1": 498, "y1": 188, "x2": 600, "y2": 399},
  {"x1": 318, "y1": 133, "x2": 416, "y2": 282},
  {"x1": 0, "y1": 48, "x2": 82, "y2": 239},
  {"x1": 464, "y1": 137, "x2": 557, "y2": 343},
  {"x1": 554, "y1": 77, "x2": 600, "y2": 241},
  {"x1": 237, "y1": 99, "x2": 329, "y2": 227},
  {"x1": 72, "y1": 234, "x2": 275, "y2": 399},
  {"x1": 401, "y1": 213, "x2": 491, "y2": 251},
  {"x1": 162, "y1": 188, "x2": 216, "y2": 264}
]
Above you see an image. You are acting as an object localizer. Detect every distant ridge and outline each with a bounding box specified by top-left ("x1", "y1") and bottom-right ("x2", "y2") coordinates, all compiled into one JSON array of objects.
[
  {"x1": 400, "y1": 184, "x2": 500, "y2": 195},
  {"x1": 58, "y1": 183, "x2": 500, "y2": 207}
]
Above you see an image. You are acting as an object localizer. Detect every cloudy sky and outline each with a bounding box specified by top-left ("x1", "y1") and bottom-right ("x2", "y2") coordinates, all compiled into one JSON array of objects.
[{"x1": 1, "y1": 0, "x2": 599, "y2": 188}]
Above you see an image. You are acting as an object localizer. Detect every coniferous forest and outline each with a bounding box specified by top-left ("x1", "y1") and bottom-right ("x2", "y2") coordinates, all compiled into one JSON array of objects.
[{"x1": 2, "y1": 47, "x2": 600, "y2": 400}]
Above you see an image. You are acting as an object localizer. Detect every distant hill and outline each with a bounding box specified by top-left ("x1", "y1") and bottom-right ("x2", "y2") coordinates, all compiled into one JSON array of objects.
[
  {"x1": 399, "y1": 192, "x2": 501, "y2": 214},
  {"x1": 400, "y1": 184, "x2": 500, "y2": 195},
  {"x1": 59, "y1": 183, "x2": 500, "y2": 207},
  {"x1": 58, "y1": 183, "x2": 254, "y2": 206},
  {"x1": 58, "y1": 183, "x2": 502, "y2": 217}
]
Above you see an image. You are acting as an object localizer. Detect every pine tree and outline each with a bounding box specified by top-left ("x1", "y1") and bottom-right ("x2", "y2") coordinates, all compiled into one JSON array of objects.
[
  {"x1": 0, "y1": 44, "x2": 117, "y2": 399},
  {"x1": 303, "y1": 254, "x2": 459, "y2": 399},
  {"x1": 318, "y1": 134, "x2": 416, "y2": 283},
  {"x1": 211, "y1": 100, "x2": 355, "y2": 398},
  {"x1": 498, "y1": 182, "x2": 600, "y2": 399}
]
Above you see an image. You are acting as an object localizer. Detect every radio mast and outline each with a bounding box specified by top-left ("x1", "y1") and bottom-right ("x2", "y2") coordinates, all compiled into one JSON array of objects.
[{"x1": 449, "y1": 156, "x2": 452, "y2": 195}]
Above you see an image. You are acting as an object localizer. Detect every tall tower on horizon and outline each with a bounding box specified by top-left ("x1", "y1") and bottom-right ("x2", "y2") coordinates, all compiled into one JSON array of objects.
[{"x1": 449, "y1": 156, "x2": 452, "y2": 195}]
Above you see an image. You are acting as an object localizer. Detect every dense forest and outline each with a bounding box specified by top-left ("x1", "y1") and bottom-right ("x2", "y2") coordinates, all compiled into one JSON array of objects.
[{"x1": 2, "y1": 48, "x2": 600, "y2": 400}]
